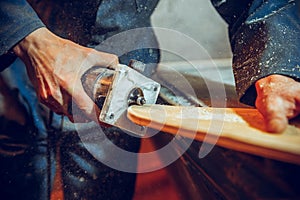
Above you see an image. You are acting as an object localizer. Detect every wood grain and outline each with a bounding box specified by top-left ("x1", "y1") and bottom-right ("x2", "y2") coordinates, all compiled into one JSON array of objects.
[{"x1": 127, "y1": 105, "x2": 300, "y2": 165}]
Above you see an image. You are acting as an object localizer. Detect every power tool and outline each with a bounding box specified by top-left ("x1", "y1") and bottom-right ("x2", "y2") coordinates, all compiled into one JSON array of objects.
[{"x1": 81, "y1": 60, "x2": 161, "y2": 136}]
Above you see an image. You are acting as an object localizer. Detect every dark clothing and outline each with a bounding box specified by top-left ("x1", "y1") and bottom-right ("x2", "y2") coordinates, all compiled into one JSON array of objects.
[
  {"x1": 0, "y1": 0, "x2": 160, "y2": 69},
  {"x1": 1, "y1": 1, "x2": 300, "y2": 106},
  {"x1": 212, "y1": 0, "x2": 300, "y2": 105},
  {"x1": 0, "y1": 0, "x2": 44, "y2": 70},
  {"x1": 1, "y1": 0, "x2": 300, "y2": 199},
  {"x1": 0, "y1": 0, "x2": 159, "y2": 199}
]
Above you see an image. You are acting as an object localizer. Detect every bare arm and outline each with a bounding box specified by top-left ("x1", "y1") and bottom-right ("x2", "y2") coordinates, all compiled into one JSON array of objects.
[{"x1": 13, "y1": 27, "x2": 118, "y2": 122}]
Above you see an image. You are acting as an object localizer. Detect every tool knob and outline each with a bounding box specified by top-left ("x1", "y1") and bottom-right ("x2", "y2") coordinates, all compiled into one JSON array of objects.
[{"x1": 128, "y1": 88, "x2": 146, "y2": 106}]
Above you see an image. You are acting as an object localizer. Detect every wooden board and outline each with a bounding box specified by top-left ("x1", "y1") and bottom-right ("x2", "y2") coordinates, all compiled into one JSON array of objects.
[{"x1": 127, "y1": 105, "x2": 300, "y2": 165}]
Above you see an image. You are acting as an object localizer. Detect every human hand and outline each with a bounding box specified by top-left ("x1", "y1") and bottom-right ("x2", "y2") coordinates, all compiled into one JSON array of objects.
[
  {"x1": 13, "y1": 27, "x2": 119, "y2": 122},
  {"x1": 255, "y1": 74, "x2": 300, "y2": 133}
]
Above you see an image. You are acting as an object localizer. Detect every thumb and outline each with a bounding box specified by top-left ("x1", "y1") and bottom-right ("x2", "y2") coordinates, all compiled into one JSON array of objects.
[
  {"x1": 88, "y1": 50, "x2": 119, "y2": 70},
  {"x1": 256, "y1": 96, "x2": 288, "y2": 133},
  {"x1": 265, "y1": 111, "x2": 288, "y2": 133}
]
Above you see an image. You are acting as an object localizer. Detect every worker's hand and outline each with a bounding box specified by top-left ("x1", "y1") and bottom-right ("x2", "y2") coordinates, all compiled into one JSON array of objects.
[
  {"x1": 255, "y1": 74, "x2": 300, "y2": 133},
  {"x1": 13, "y1": 27, "x2": 118, "y2": 122}
]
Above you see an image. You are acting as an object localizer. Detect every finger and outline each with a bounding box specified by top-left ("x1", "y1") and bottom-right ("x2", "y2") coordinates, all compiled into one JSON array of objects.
[
  {"x1": 72, "y1": 82, "x2": 112, "y2": 127},
  {"x1": 84, "y1": 49, "x2": 119, "y2": 70},
  {"x1": 255, "y1": 96, "x2": 289, "y2": 133},
  {"x1": 71, "y1": 78, "x2": 99, "y2": 122},
  {"x1": 93, "y1": 50, "x2": 119, "y2": 67},
  {"x1": 265, "y1": 111, "x2": 289, "y2": 133},
  {"x1": 293, "y1": 89, "x2": 300, "y2": 112},
  {"x1": 255, "y1": 78, "x2": 291, "y2": 132},
  {"x1": 60, "y1": 89, "x2": 84, "y2": 123},
  {"x1": 66, "y1": 102, "x2": 92, "y2": 123}
]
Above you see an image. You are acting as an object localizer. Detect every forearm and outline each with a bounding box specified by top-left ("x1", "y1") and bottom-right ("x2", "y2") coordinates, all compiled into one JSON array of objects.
[
  {"x1": 11, "y1": 27, "x2": 118, "y2": 122},
  {"x1": 0, "y1": 0, "x2": 44, "y2": 70}
]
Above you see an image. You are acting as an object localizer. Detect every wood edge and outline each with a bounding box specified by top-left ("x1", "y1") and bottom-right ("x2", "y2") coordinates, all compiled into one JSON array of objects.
[{"x1": 127, "y1": 110, "x2": 300, "y2": 166}]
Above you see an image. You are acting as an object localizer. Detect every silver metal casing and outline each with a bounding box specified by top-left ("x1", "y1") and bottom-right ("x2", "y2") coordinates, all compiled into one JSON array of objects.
[{"x1": 99, "y1": 64, "x2": 160, "y2": 136}]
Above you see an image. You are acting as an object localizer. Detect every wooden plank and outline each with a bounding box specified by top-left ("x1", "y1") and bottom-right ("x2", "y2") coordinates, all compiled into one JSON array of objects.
[{"x1": 127, "y1": 105, "x2": 300, "y2": 165}]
